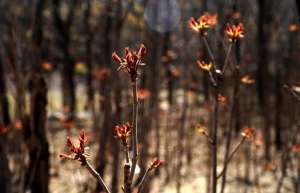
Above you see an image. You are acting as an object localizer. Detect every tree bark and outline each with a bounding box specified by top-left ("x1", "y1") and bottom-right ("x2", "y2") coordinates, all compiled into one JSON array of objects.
[
  {"x1": 0, "y1": 58, "x2": 11, "y2": 193},
  {"x1": 52, "y1": 0, "x2": 78, "y2": 118},
  {"x1": 25, "y1": 75, "x2": 49, "y2": 193},
  {"x1": 257, "y1": 0, "x2": 274, "y2": 161}
]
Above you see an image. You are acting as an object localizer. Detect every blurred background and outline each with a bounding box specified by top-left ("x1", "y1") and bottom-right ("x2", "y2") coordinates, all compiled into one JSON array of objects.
[{"x1": 0, "y1": 0, "x2": 300, "y2": 193}]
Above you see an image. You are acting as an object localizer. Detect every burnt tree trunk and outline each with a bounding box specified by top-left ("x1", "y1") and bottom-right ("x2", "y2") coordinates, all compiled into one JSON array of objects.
[
  {"x1": 0, "y1": 57, "x2": 10, "y2": 126},
  {"x1": 52, "y1": 0, "x2": 78, "y2": 118},
  {"x1": 25, "y1": 75, "x2": 49, "y2": 193},
  {"x1": 96, "y1": 1, "x2": 113, "y2": 192},
  {"x1": 257, "y1": 0, "x2": 274, "y2": 161},
  {"x1": 84, "y1": 0, "x2": 95, "y2": 111},
  {"x1": 0, "y1": 57, "x2": 11, "y2": 193}
]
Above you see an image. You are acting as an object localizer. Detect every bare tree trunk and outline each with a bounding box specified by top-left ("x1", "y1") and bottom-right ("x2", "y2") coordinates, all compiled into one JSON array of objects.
[
  {"x1": 25, "y1": 75, "x2": 49, "y2": 193},
  {"x1": 110, "y1": 4, "x2": 123, "y2": 191},
  {"x1": 52, "y1": 0, "x2": 78, "y2": 118},
  {"x1": 257, "y1": 0, "x2": 273, "y2": 161},
  {"x1": 296, "y1": 0, "x2": 300, "y2": 16},
  {"x1": 211, "y1": 85, "x2": 219, "y2": 193},
  {"x1": 220, "y1": 47, "x2": 241, "y2": 193},
  {"x1": 274, "y1": 62, "x2": 283, "y2": 150},
  {"x1": 0, "y1": 58, "x2": 10, "y2": 126},
  {"x1": 0, "y1": 136, "x2": 11, "y2": 193},
  {"x1": 96, "y1": 1, "x2": 113, "y2": 192},
  {"x1": 84, "y1": 0, "x2": 95, "y2": 111},
  {"x1": 0, "y1": 57, "x2": 11, "y2": 193}
]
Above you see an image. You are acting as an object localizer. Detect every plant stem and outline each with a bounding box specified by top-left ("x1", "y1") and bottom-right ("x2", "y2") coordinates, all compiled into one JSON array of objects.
[
  {"x1": 129, "y1": 79, "x2": 139, "y2": 183},
  {"x1": 222, "y1": 43, "x2": 233, "y2": 73},
  {"x1": 85, "y1": 160, "x2": 111, "y2": 193},
  {"x1": 137, "y1": 169, "x2": 150, "y2": 193},
  {"x1": 220, "y1": 60, "x2": 240, "y2": 193},
  {"x1": 203, "y1": 131, "x2": 214, "y2": 144},
  {"x1": 124, "y1": 163, "x2": 131, "y2": 193},
  {"x1": 217, "y1": 137, "x2": 246, "y2": 179},
  {"x1": 211, "y1": 85, "x2": 219, "y2": 193},
  {"x1": 202, "y1": 36, "x2": 216, "y2": 66},
  {"x1": 208, "y1": 71, "x2": 217, "y2": 87},
  {"x1": 125, "y1": 144, "x2": 130, "y2": 163}
]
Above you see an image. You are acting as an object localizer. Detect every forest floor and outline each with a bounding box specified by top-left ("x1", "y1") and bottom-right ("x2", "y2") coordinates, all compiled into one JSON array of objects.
[
  {"x1": 47, "y1": 114, "x2": 294, "y2": 193},
  {"x1": 20, "y1": 73, "x2": 295, "y2": 193}
]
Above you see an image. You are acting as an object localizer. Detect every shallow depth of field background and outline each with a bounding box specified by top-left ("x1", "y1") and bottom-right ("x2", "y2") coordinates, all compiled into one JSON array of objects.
[{"x1": 0, "y1": 1, "x2": 300, "y2": 193}]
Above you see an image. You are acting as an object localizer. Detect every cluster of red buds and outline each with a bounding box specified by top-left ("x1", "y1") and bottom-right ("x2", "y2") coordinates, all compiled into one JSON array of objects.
[
  {"x1": 114, "y1": 122, "x2": 132, "y2": 145},
  {"x1": 59, "y1": 130, "x2": 88, "y2": 164},
  {"x1": 0, "y1": 124, "x2": 8, "y2": 135},
  {"x1": 149, "y1": 158, "x2": 164, "y2": 171},
  {"x1": 241, "y1": 127, "x2": 255, "y2": 139},
  {"x1": 291, "y1": 144, "x2": 300, "y2": 153},
  {"x1": 136, "y1": 89, "x2": 151, "y2": 100},
  {"x1": 225, "y1": 23, "x2": 244, "y2": 42},
  {"x1": 241, "y1": 75, "x2": 255, "y2": 84},
  {"x1": 112, "y1": 44, "x2": 147, "y2": 82},
  {"x1": 0, "y1": 120, "x2": 23, "y2": 135},
  {"x1": 62, "y1": 117, "x2": 74, "y2": 129},
  {"x1": 197, "y1": 60, "x2": 213, "y2": 71},
  {"x1": 188, "y1": 13, "x2": 218, "y2": 36},
  {"x1": 92, "y1": 67, "x2": 111, "y2": 80}
]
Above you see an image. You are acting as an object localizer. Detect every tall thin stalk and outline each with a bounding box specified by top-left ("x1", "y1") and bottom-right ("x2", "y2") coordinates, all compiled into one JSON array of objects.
[
  {"x1": 211, "y1": 84, "x2": 219, "y2": 193},
  {"x1": 220, "y1": 44, "x2": 240, "y2": 193},
  {"x1": 129, "y1": 79, "x2": 139, "y2": 183},
  {"x1": 221, "y1": 44, "x2": 233, "y2": 73},
  {"x1": 85, "y1": 160, "x2": 111, "y2": 193}
]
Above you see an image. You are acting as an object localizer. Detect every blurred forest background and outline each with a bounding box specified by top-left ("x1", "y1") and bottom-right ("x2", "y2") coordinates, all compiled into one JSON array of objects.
[{"x1": 0, "y1": 0, "x2": 300, "y2": 193}]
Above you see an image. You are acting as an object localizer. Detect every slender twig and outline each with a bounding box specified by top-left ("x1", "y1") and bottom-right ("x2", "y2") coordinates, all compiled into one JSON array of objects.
[
  {"x1": 129, "y1": 79, "x2": 139, "y2": 183},
  {"x1": 208, "y1": 71, "x2": 217, "y2": 87},
  {"x1": 124, "y1": 163, "x2": 131, "y2": 193},
  {"x1": 202, "y1": 36, "x2": 216, "y2": 65},
  {"x1": 220, "y1": 45, "x2": 240, "y2": 193},
  {"x1": 217, "y1": 137, "x2": 246, "y2": 179},
  {"x1": 221, "y1": 43, "x2": 233, "y2": 73},
  {"x1": 137, "y1": 169, "x2": 150, "y2": 193},
  {"x1": 202, "y1": 131, "x2": 214, "y2": 145},
  {"x1": 211, "y1": 85, "x2": 219, "y2": 193},
  {"x1": 125, "y1": 144, "x2": 130, "y2": 163},
  {"x1": 284, "y1": 84, "x2": 300, "y2": 102},
  {"x1": 85, "y1": 159, "x2": 111, "y2": 193}
]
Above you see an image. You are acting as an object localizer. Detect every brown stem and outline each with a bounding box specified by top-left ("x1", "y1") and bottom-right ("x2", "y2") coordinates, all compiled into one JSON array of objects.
[
  {"x1": 221, "y1": 43, "x2": 233, "y2": 73},
  {"x1": 211, "y1": 85, "x2": 219, "y2": 193},
  {"x1": 125, "y1": 144, "x2": 130, "y2": 163},
  {"x1": 208, "y1": 71, "x2": 217, "y2": 87},
  {"x1": 220, "y1": 55, "x2": 240, "y2": 193},
  {"x1": 284, "y1": 85, "x2": 300, "y2": 102},
  {"x1": 202, "y1": 36, "x2": 216, "y2": 66},
  {"x1": 85, "y1": 160, "x2": 111, "y2": 193},
  {"x1": 203, "y1": 131, "x2": 214, "y2": 144},
  {"x1": 124, "y1": 163, "x2": 131, "y2": 193},
  {"x1": 217, "y1": 137, "x2": 246, "y2": 179},
  {"x1": 129, "y1": 79, "x2": 139, "y2": 183},
  {"x1": 137, "y1": 168, "x2": 150, "y2": 193}
]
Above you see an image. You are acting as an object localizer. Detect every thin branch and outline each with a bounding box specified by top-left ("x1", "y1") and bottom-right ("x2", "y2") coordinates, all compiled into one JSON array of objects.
[
  {"x1": 137, "y1": 169, "x2": 150, "y2": 193},
  {"x1": 202, "y1": 131, "x2": 214, "y2": 144},
  {"x1": 217, "y1": 137, "x2": 246, "y2": 179},
  {"x1": 208, "y1": 70, "x2": 217, "y2": 87},
  {"x1": 129, "y1": 79, "x2": 139, "y2": 183},
  {"x1": 211, "y1": 85, "x2": 219, "y2": 193},
  {"x1": 284, "y1": 85, "x2": 300, "y2": 102},
  {"x1": 125, "y1": 144, "x2": 130, "y2": 163},
  {"x1": 202, "y1": 36, "x2": 216, "y2": 67},
  {"x1": 85, "y1": 160, "x2": 111, "y2": 193},
  {"x1": 221, "y1": 43, "x2": 233, "y2": 74}
]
